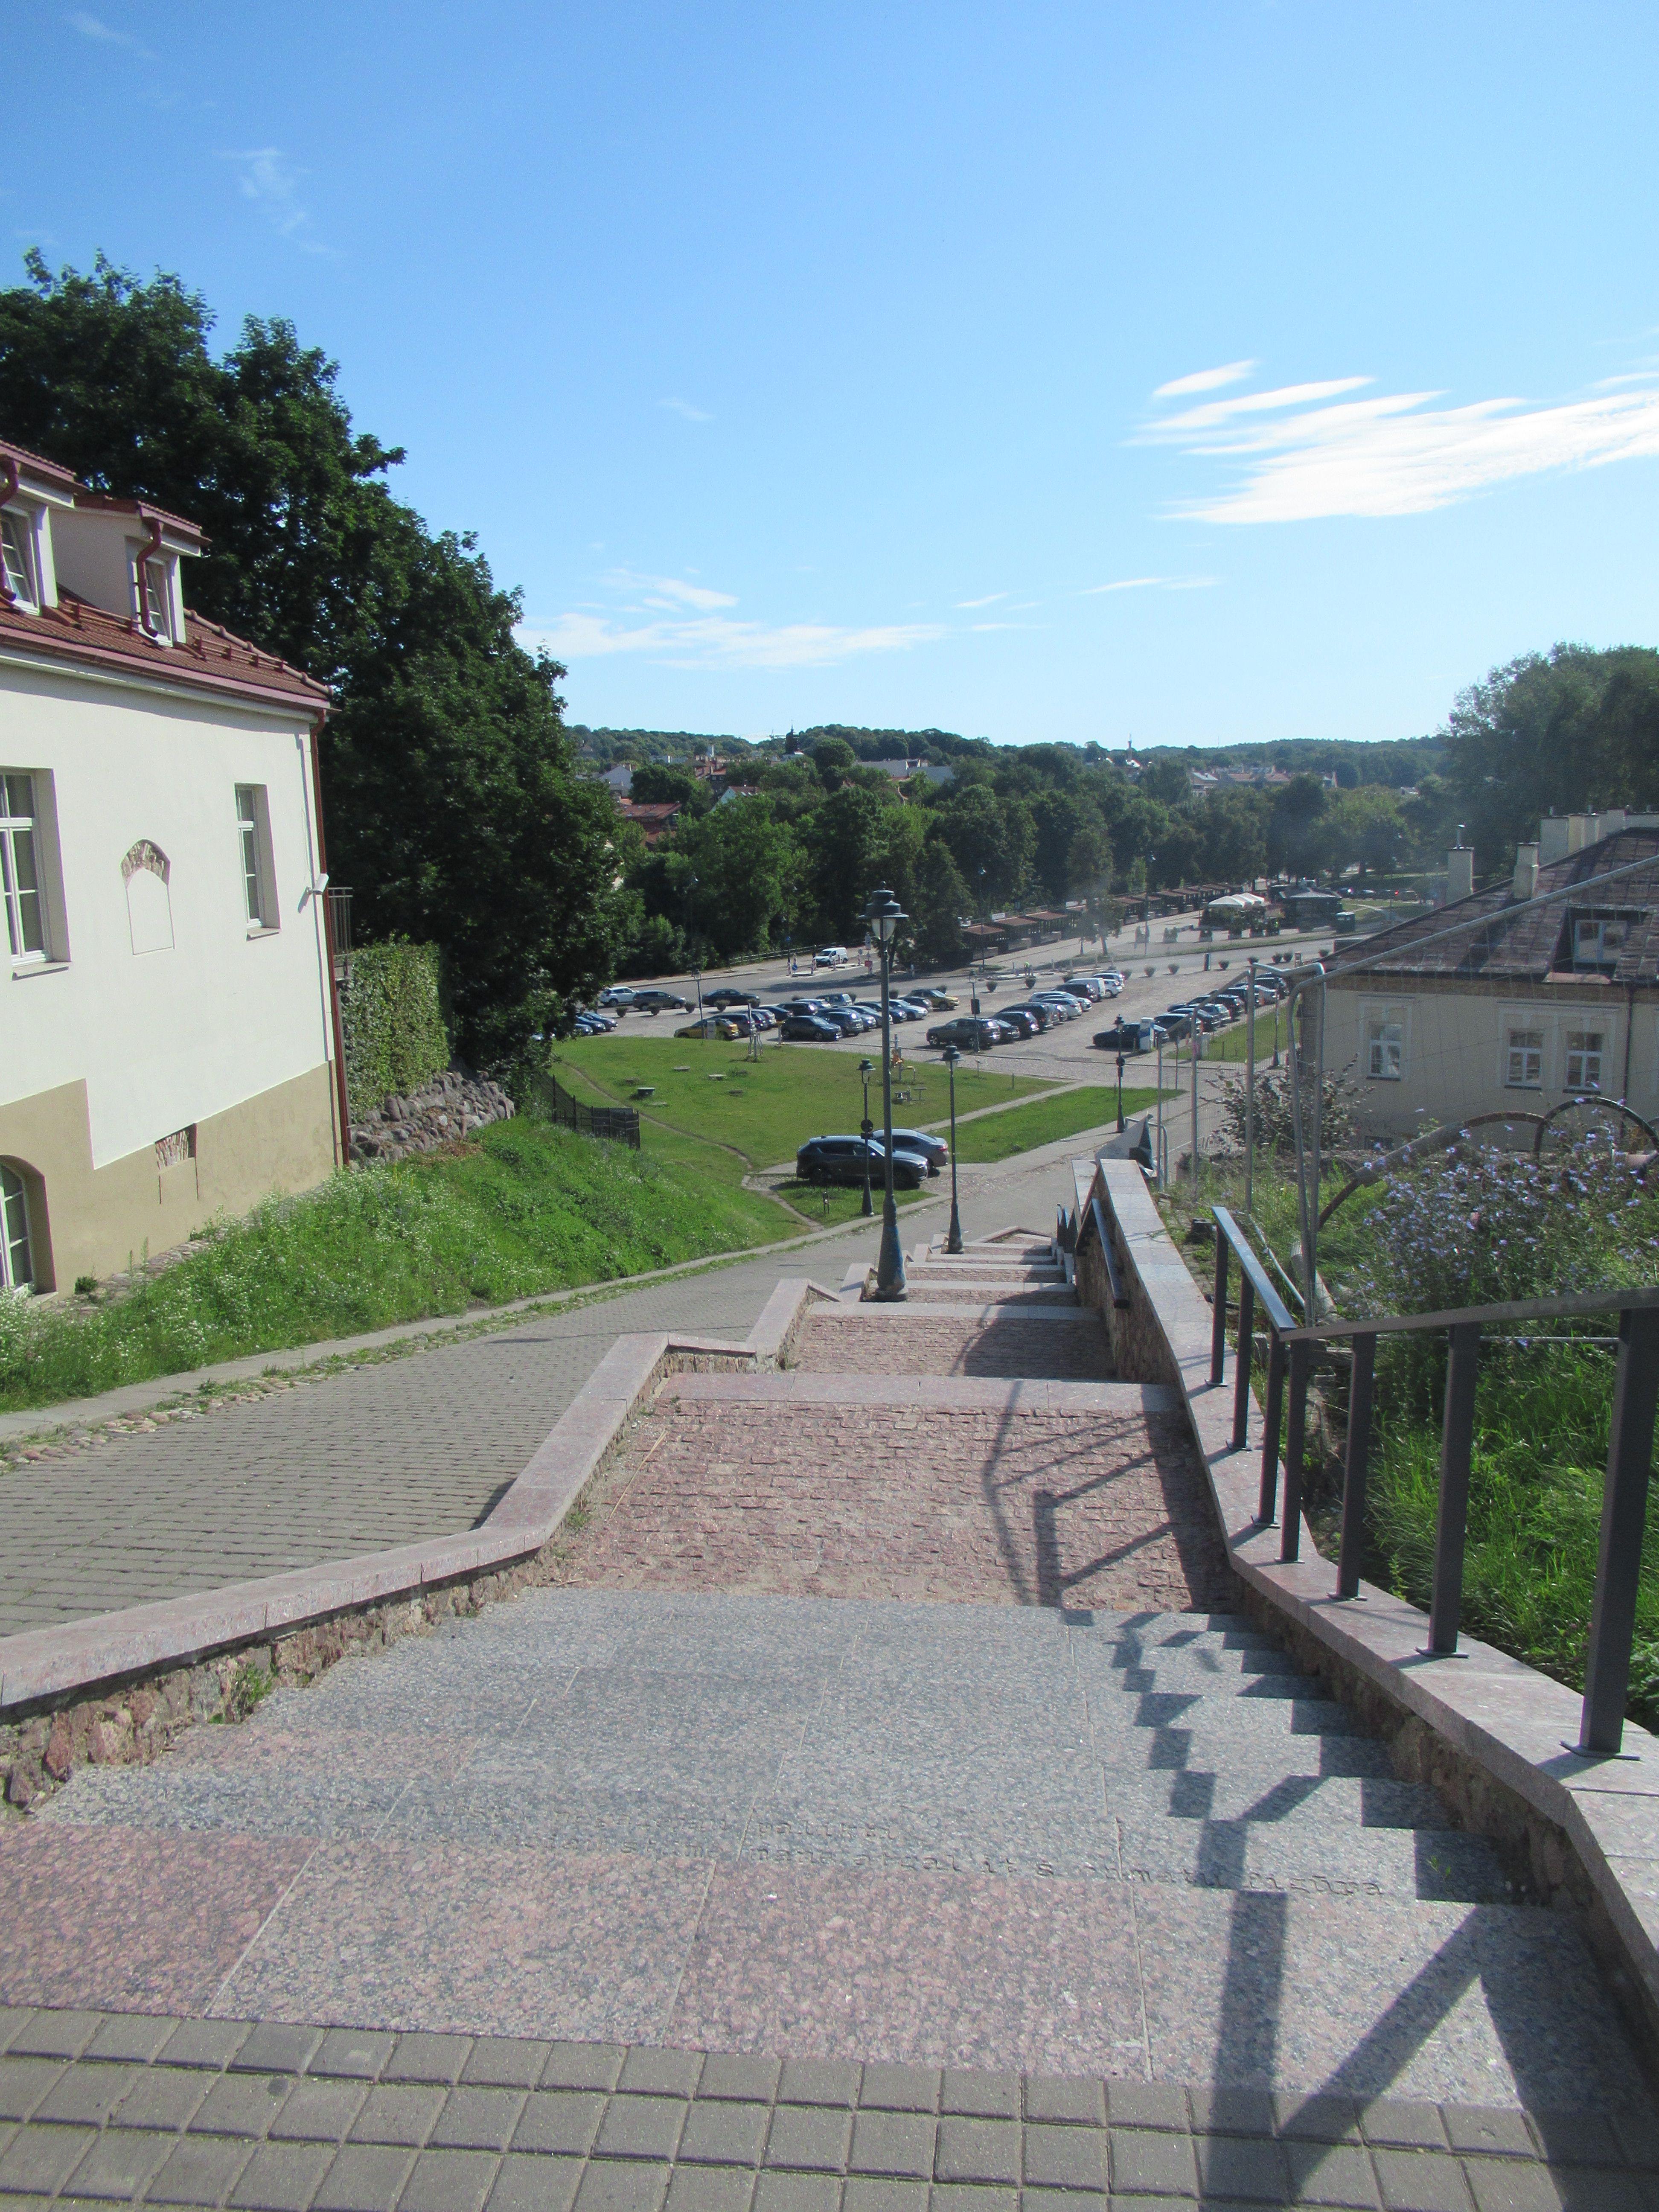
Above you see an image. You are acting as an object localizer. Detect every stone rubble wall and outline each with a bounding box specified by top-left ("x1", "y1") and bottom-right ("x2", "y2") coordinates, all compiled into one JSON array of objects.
[{"x1": 348, "y1": 1068, "x2": 514, "y2": 1164}]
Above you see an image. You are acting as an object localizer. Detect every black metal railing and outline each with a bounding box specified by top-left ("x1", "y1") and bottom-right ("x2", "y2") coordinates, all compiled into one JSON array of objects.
[
  {"x1": 539, "y1": 1071, "x2": 641, "y2": 1150},
  {"x1": 1210, "y1": 1205, "x2": 1659, "y2": 1757}
]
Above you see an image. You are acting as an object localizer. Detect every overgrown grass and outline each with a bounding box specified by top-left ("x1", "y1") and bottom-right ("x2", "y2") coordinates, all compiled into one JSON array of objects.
[
  {"x1": 0, "y1": 1116, "x2": 790, "y2": 1414},
  {"x1": 951, "y1": 1085, "x2": 1167, "y2": 1164},
  {"x1": 554, "y1": 1036, "x2": 1053, "y2": 1168}
]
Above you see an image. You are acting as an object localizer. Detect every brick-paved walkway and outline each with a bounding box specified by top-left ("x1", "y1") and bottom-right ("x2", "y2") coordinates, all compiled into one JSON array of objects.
[{"x1": 4, "y1": 2003, "x2": 1654, "y2": 2212}]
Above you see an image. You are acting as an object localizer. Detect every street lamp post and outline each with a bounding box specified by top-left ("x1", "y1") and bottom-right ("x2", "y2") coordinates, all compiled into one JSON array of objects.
[
  {"x1": 862, "y1": 886, "x2": 908, "y2": 1300},
  {"x1": 943, "y1": 1045, "x2": 963, "y2": 1253},
  {"x1": 858, "y1": 1057, "x2": 875, "y2": 1218},
  {"x1": 1116, "y1": 1053, "x2": 1126, "y2": 1133}
]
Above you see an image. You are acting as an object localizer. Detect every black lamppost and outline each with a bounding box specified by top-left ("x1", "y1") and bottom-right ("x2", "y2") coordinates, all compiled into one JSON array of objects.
[
  {"x1": 1116, "y1": 1052, "x2": 1126, "y2": 1133},
  {"x1": 685, "y1": 874, "x2": 701, "y2": 1015},
  {"x1": 943, "y1": 1044, "x2": 963, "y2": 1254},
  {"x1": 862, "y1": 886, "x2": 908, "y2": 1299},
  {"x1": 858, "y1": 1057, "x2": 875, "y2": 1217}
]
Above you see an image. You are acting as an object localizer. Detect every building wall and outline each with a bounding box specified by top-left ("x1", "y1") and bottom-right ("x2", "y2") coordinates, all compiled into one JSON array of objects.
[
  {"x1": 1, "y1": 655, "x2": 339, "y2": 1287},
  {"x1": 1325, "y1": 978, "x2": 1659, "y2": 1144}
]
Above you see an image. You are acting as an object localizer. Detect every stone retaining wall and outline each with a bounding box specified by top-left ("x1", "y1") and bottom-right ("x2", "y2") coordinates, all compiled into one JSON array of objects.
[{"x1": 348, "y1": 1069, "x2": 514, "y2": 1164}]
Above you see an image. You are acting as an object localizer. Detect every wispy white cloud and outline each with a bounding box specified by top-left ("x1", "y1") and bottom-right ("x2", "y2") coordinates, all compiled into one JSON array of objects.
[
  {"x1": 1139, "y1": 364, "x2": 1659, "y2": 522},
  {"x1": 1082, "y1": 575, "x2": 1217, "y2": 594},
  {"x1": 1153, "y1": 360, "x2": 1256, "y2": 400},
  {"x1": 67, "y1": 10, "x2": 154, "y2": 55},
  {"x1": 957, "y1": 591, "x2": 1007, "y2": 609},
  {"x1": 522, "y1": 573, "x2": 943, "y2": 670},
  {"x1": 221, "y1": 148, "x2": 332, "y2": 255},
  {"x1": 660, "y1": 397, "x2": 712, "y2": 422}
]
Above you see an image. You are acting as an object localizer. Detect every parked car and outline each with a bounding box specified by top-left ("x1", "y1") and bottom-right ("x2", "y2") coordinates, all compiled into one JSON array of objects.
[
  {"x1": 706, "y1": 987, "x2": 760, "y2": 1008},
  {"x1": 913, "y1": 989, "x2": 957, "y2": 1010},
  {"x1": 572, "y1": 1012, "x2": 610, "y2": 1035},
  {"x1": 780, "y1": 1015, "x2": 840, "y2": 1041},
  {"x1": 814, "y1": 946, "x2": 850, "y2": 967},
  {"x1": 1098, "y1": 969, "x2": 1125, "y2": 994},
  {"x1": 1094, "y1": 1018, "x2": 1160, "y2": 1054},
  {"x1": 631, "y1": 989, "x2": 692, "y2": 1013},
  {"x1": 1154, "y1": 1009, "x2": 1193, "y2": 1039},
  {"x1": 820, "y1": 1008, "x2": 867, "y2": 1036},
  {"x1": 675, "y1": 1015, "x2": 741, "y2": 1039},
  {"x1": 997, "y1": 1001, "x2": 1054, "y2": 1030},
  {"x1": 994, "y1": 1007, "x2": 1040, "y2": 1038},
  {"x1": 1060, "y1": 975, "x2": 1103, "y2": 1001},
  {"x1": 796, "y1": 1135, "x2": 932, "y2": 1189},
  {"x1": 927, "y1": 1016, "x2": 1003, "y2": 1048},
  {"x1": 750, "y1": 1006, "x2": 777, "y2": 1029},
  {"x1": 597, "y1": 985, "x2": 636, "y2": 1008},
  {"x1": 1030, "y1": 993, "x2": 1080, "y2": 1020},
  {"x1": 888, "y1": 1128, "x2": 948, "y2": 1171}
]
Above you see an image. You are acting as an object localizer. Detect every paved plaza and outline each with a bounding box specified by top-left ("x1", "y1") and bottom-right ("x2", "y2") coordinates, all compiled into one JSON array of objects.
[{"x1": 0, "y1": 1158, "x2": 1655, "y2": 2206}]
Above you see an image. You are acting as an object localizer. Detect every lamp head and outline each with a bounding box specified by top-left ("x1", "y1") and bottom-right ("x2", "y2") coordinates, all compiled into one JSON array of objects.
[
  {"x1": 859, "y1": 1057, "x2": 873, "y2": 1074},
  {"x1": 861, "y1": 885, "x2": 906, "y2": 946},
  {"x1": 943, "y1": 1045, "x2": 959, "y2": 1069}
]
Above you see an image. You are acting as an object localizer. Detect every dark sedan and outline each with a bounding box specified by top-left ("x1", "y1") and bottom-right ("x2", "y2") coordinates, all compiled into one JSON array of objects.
[
  {"x1": 927, "y1": 1016, "x2": 1002, "y2": 1049},
  {"x1": 795, "y1": 1135, "x2": 932, "y2": 1189},
  {"x1": 780, "y1": 1015, "x2": 840, "y2": 1041}
]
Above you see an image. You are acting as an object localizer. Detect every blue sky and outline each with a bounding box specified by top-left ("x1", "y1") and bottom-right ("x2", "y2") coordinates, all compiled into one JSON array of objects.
[{"x1": 12, "y1": 3, "x2": 1659, "y2": 747}]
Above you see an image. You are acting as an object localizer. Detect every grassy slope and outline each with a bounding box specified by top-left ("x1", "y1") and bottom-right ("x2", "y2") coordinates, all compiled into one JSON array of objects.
[
  {"x1": 0, "y1": 1118, "x2": 788, "y2": 1415},
  {"x1": 553, "y1": 1035, "x2": 1053, "y2": 1166},
  {"x1": 951, "y1": 1085, "x2": 1167, "y2": 1164}
]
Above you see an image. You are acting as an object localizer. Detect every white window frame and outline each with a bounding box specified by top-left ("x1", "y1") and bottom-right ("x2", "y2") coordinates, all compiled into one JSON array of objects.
[
  {"x1": 1505, "y1": 1027, "x2": 1544, "y2": 1090},
  {"x1": 0, "y1": 1162, "x2": 34, "y2": 1293},
  {"x1": 1, "y1": 771, "x2": 48, "y2": 964},
  {"x1": 0, "y1": 508, "x2": 37, "y2": 607},
  {"x1": 1565, "y1": 1029, "x2": 1604, "y2": 1093},
  {"x1": 1364, "y1": 1002, "x2": 1406, "y2": 1081},
  {"x1": 236, "y1": 783, "x2": 279, "y2": 933}
]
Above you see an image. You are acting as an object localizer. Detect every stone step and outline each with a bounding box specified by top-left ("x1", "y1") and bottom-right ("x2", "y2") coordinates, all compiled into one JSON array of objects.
[
  {"x1": 1087, "y1": 1690, "x2": 1366, "y2": 1739},
  {"x1": 669, "y1": 1373, "x2": 1174, "y2": 1415},
  {"x1": 1100, "y1": 1761, "x2": 1456, "y2": 1831},
  {"x1": 876, "y1": 1283, "x2": 1078, "y2": 1306},
  {"x1": 1086, "y1": 1643, "x2": 1304, "y2": 1679},
  {"x1": 796, "y1": 1307, "x2": 1114, "y2": 1380},
  {"x1": 1112, "y1": 1808, "x2": 1509, "y2": 1902}
]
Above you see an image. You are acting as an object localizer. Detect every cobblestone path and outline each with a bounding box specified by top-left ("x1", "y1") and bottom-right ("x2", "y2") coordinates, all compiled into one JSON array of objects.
[{"x1": 2, "y1": 1172, "x2": 1655, "y2": 2205}]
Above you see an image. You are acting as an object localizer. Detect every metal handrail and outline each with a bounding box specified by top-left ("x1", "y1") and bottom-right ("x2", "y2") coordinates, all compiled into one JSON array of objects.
[{"x1": 1207, "y1": 1201, "x2": 1659, "y2": 1758}]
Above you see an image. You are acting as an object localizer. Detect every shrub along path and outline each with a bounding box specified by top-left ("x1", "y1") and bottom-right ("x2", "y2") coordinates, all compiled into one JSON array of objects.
[{"x1": 5, "y1": 1168, "x2": 1653, "y2": 2209}]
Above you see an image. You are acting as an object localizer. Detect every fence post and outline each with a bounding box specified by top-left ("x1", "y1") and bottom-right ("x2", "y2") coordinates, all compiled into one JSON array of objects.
[
  {"x1": 1578, "y1": 1306, "x2": 1659, "y2": 1755},
  {"x1": 1232, "y1": 1274, "x2": 1255, "y2": 1452},
  {"x1": 1337, "y1": 1332, "x2": 1377, "y2": 1600},
  {"x1": 1258, "y1": 1332, "x2": 1286, "y2": 1525},
  {"x1": 1280, "y1": 1339, "x2": 1311, "y2": 1563},
  {"x1": 1211, "y1": 1230, "x2": 1228, "y2": 1386},
  {"x1": 1428, "y1": 1322, "x2": 1482, "y2": 1654}
]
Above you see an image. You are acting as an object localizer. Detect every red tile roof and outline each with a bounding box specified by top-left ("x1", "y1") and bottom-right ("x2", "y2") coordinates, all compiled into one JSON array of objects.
[
  {"x1": 0, "y1": 590, "x2": 330, "y2": 714},
  {"x1": 71, "y1": 491, "x2": 207, "y2": 547},
  {"x1": 0, "y1": 437, "x2": 80, "y2": 492}
]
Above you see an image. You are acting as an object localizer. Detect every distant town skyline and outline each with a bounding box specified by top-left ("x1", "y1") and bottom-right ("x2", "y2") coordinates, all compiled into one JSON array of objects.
[{"x1": 14, "y1": 1, "x2": 1659, "y2": 748}]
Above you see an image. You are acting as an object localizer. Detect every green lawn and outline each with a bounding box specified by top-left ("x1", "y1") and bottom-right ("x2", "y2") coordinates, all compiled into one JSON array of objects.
[
  {"x1": 1202, "y1": 1014, "x2": 1290, "y2": 1064},
  {"x1": 950, "y1": 1085, "x2": 1168, "y2": 1164},
  {"x1": 553, "y1": 1036, "x2": 1054, "y2": 1168},
  {"x1": 0, "y1": 1116, "x2": 791, "y2": 1416}
]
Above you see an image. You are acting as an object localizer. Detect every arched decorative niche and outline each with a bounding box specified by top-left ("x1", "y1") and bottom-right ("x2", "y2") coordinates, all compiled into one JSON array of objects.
[{"x1": 122, "y1": 839, "x2": 173, "y2": 955}]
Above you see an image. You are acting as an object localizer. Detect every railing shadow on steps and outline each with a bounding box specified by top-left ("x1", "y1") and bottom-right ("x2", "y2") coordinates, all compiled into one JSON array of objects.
[{"x1": 1208, "y1": 1203, "x2": 1659, "y2": 1760}]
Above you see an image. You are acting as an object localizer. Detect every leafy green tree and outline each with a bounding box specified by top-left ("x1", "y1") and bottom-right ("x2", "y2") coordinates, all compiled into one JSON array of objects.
[
  {"x1": 1195, "y1": 788, "x2": 1269, "y2": 883},
  {"x1": 908, "y1": 840, "x2": 969, "y2": 964},
  {"x1": 0, "y1": 252, "x2": 631, "y2": 1069},
  {"x1": 673, "y1": 798, "x2": 800, "y2": 960},
  {"x1": 1324, "y1": 785, "x2": 1407, "y2": 883},
  {"x1": 629, "y1": 763, "x2": 707, "y2": 812},
  {"x1": 932, "y1": 784, "x2": 1031, "y2": 910},
  {"x1": 1138, "y1": 755, "x2": 1193, "y2": 808},
  {"x1": 1268, "y1": 774, "x2": 1331, "y2": 877},
  {"x1": 811, "y1": 736, "x2": 858, "y2": 792}
]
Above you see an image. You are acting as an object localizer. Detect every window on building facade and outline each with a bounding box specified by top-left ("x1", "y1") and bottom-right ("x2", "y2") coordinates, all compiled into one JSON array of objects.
[
  {"x1": 1368, "y1": 1015, "x2": 1403, "y2": 1080},
  {"x1": 0, "y1": 511, "x2": 35, "y2": 604},
  {"x1": 143, "y1": 559, "x2": 170, "y2": 638},
  {"x1": 0, "y1": 1163, "x2": 33, "y2": 1293},
  {"x1": 1569, "y1": 914, "x2": 1637, "y2": 971},
  {"x1": 1, "y1": 771, "x2": 46, "y2": 961},
  {"x1": 1565, "y1": 1030, "x2": 1604, "y2": 1091},
  {"x1": 1505, "y1": 1028, "x2": 1543, "y2": 1088},
  {"x1": 236, "y1": 784, "x2": 277, "y2": 928}
]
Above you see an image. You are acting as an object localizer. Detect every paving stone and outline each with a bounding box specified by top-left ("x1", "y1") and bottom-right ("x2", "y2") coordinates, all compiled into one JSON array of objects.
[
  {"x1": 0, "y1": 2121, "x2": 96, "y2": 2196},
  {"x1": 847, "y1": 2112, "x2": 937, "y2": 2179},
  {"x1": 1192, "y1": 2133, "x2": 1292, "y2": 2202},
  {"x1": 934, "y1": 2119, "x2": 1021, "y2": 2187},
  {"x1": 387, "y1": 2034, "x2": 476, "y2": 2087},
  {"x1": 113, "y1": 2064, "x2": 214, "y2": 2133},
  {"x1": 596, "y1": 2096, "x2": 690, "y2": 2163},
  {"x1": 1188, "y1": 2088, "x2": 1278, "y2": 2139},
  {"x1": 859, "y1": 2066, "x2": 940, "y2": 2115},
  {"x1": 85, "y1": 2013, "x2": 186, "y2": 2064},
  {"x1": 229, "y1": 2138, "x2": 338, "y2": 2211},
  {"x1": 544, "y1": 2047, "x2": 629, "y2": 2094},
  {"x1": 467, "y1": 2039, "x2": 556, "y2": 2090},
  {"x1": 147, "y1": 2129, "x2": 258, "y2": 2205},
  {"x1": 433, "y1": 2087, "x2": 533, "y2": 2154},
  {"x1": 312, "y1": 2029, "x2": 397, "y2": 2081},
  {"x1": 1105, "y1": 2086, "x2": 1189, "y2": 2133},
  {"x1": 1023, "y1": 2122, "x2": 1109, "y2": 2191},
  {"x1": 1024, "y1": 2076, "x2": 1106, "y2": 2127},
  {"x1": 65, "y1": 2121, "x2": 179, "y2": 2201},
  {"x1": 1525, "y1": 2116, "x2": 1626, "y2": 2170},
  {"x1": 160, "y1": 2017, "x2": 255, "y2": 2070},
  {"x1": 779, "y1": 2061, "x2": 861, "y2": 2109},
  {"x1": 349, "y1": 2085, "x2": 447, "y2": 2147},
  {"x1": 619, "y1": 2050, "x2": 706, "y2": 2099},
  {"x1": 271, "y1": 2077, "x2": 373, "y2": 2141},
  {"x1": 4, "y1": 2011, "x2": 101, "y2": 2061},
  {"x1": 189, "y1": 2069, "x2": 294, "y2": 2136},
  {"x1": 572, "y1": 2159, "x2": 672, "y2": 2212},
  {"x1": 681, "y1": 2101, "x2": 772, "y2": 2168},
  {"x1": 32, "y1": 2056, "x2": 138, "y2": 2127},
  {"x1": 1460, "y1": 2165, "x2": 1573, "y2": 2212},
  {"x1": 843, "y1": 2182, "x2": 929, "y2": 2212},
  {"x1": 0, "y1": 2058, "x2": 70, "y2": 2124},
  {"x1": 752, "y1": 2173, "x2": 840, "y2": 2212},
  {"x1": 1284, "y1": 2142, "x2": 1382, "y2": 2207},
  {"x1": 1275, "y1": 2098, "x2": 1362, "y2": 2146},
  {"x1": 940, "y1": 2074, "x2": 1020, "y2": 2122},
  {"x1": 0, "y1": 2011, "x2": 34, "y2": 2058},
  {"x1": 926, "y1": 2184, "x2": 1018, "y2": 2212},
  {"x1": 487, "y1": 2151, "x2": 585, "y2": 2212},
  {"x1": 399, "y1": 2145, "x2": 502, "y2": 2211},
  {"x1": 1109, "y1": 2128, "x2": 1199, "y2": 2197},
  {"x1": 312, "y1": 2140, "x2": 418, "y2": 2211},
  {"x1": 1371, "y1": 2150, "x2": 1474, "y2": 2212},
  {"x1": 1022, "y1": 2189, "x2": 1106, "y2": 2212},
  {"x1": 1363, "y1": 2110, "x2": 1454, "y2": 2153},
  {"x1": 666, "y1": 2168, "x2": 761, "y2": 2212},
  {"x1": 699, "y1": 2058, "x2": 783, "y2": 2105},
  {"x1": 512, "y1": 2092, "x2": 608, "y2": 2158},
  {"x1": 765, "y1": 2106, "x2": 853, "y2": 2172},
  {"x1": 1442, "y1": 2113, "x2": 1540, "y2": 2161}
]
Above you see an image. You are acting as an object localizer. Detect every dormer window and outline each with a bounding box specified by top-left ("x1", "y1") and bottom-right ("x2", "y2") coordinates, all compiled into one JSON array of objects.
[
  {"x1": 140, "y1": 556, "x2": 170, "y2": 640},
  {"x1": 0, "y1": 510, "x2": 35, "y2": 605},
  {"x1": 1564, "y1": 909, "x2": 1644, "y2": 972}
]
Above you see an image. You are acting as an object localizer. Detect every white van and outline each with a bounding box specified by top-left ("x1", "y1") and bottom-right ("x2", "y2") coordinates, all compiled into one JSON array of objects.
[{"x1": 814, "y1": 946, "x2": 850, "y2": 967}]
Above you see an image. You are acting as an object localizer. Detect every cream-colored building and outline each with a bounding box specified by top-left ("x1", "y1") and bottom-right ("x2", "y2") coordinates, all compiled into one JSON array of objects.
[
  {"x1": 1325, "y1": 813, "x2": 1659, "y2": 1146},
  {"x1": 0, "y1": 437, "x2": 343, "y2": 1293}
]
